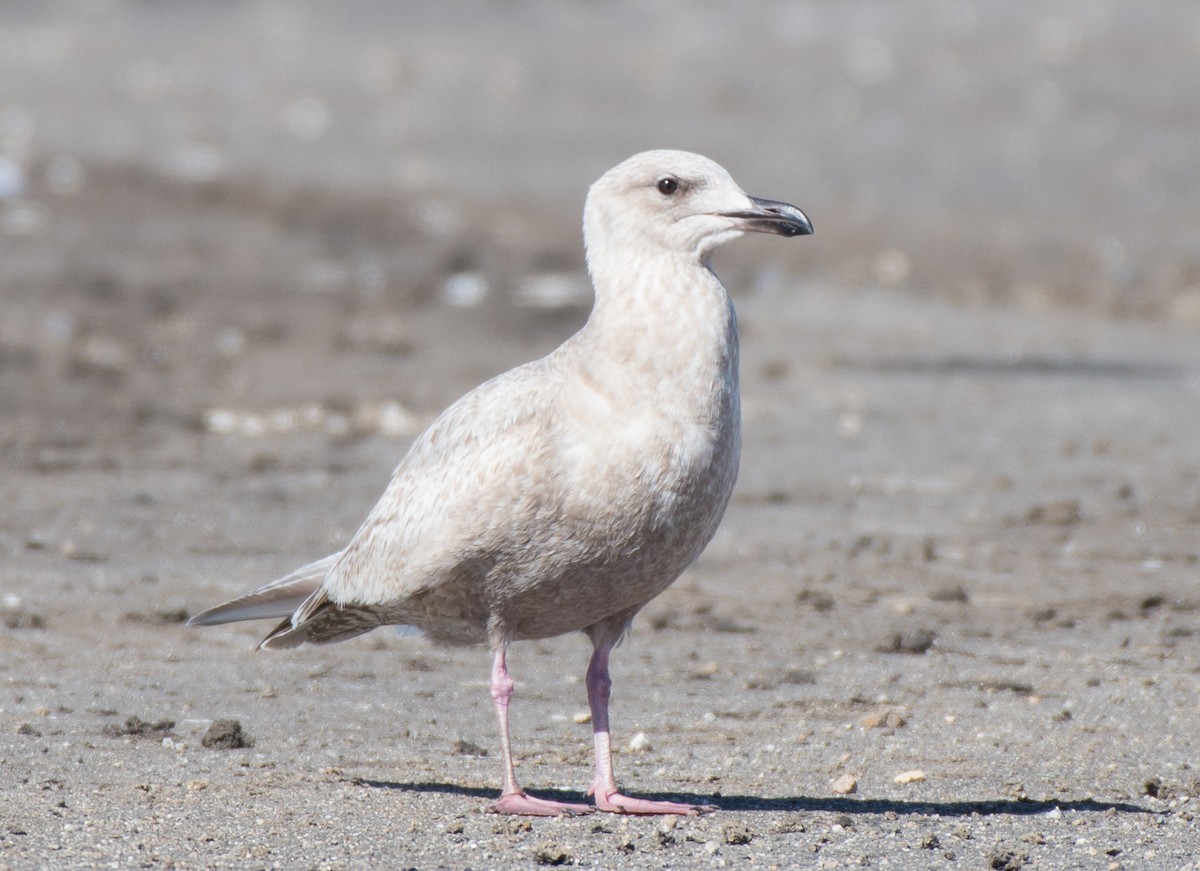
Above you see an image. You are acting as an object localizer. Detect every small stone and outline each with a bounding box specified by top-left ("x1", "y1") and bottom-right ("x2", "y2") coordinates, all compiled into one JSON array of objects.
[
  {"x1": 978, "y1": 679, "x2": 1034, "y2": 695},
  {"x1": 61, "y1": 540, "x2": 107, "y2": 563},
  {"x1": 894, "y1": 769, "x2": 926, "y2": 785},
  {"x1": 773, "y1": 816, "x2": 806, "y2": 834},
  {"x1": 988, "y1": 849, "x2": 1029, "y2": 870},
  {"x1": 796, "y1": 589, "x2": 835, "y2": 612},
  {"x1": 451, "y1": 738, "x2": 489, "y2": 757},
  {"x1": 533, "y1": 841, "x2": 572, "y2": 865},
  {"x1": 9, "y1": 612, "x2": 46, "y2": 630},
  {"x1": 572, "y1": 711, "x2": 592, "y2": 724},
  {"x1": 723, "y1": 823, "x2": 752, "y2": 845},
  {"x1": 1139, "y1": 594, "x2": 1165, "y2": 611},
  {"x1": 860, "y1": 710, "x2": 906, "y2": 729},
  {"x1": 929, "y1": 584, "x2": 968, "y2": 603},
  {"x1": 1030, "y1": 607, "x2": 1057, "y2": 625},
  {"x1": 655, "y1": 818, "x2": 677, "y2": 847},
  {"x1": 781, "y1": 669, "x2": 817, "y2": 685},
  {"x1": 444, "y1": 819, "x2": 465, "y2": 834},
  {"x1": 494, "y1": 818, "x2": 532, "y2": 835},
  {"x1": 628, "y1": 731, "x2": 652, "y2": 752},
  {"x1": 879, "y1": 629, "x2": 935, "y2": 654},
  {"x1": 185, "y1": 779, "x2": 209, "y2": 791},
  {"x1": 1026, "y1": 499, "x2": 1081, "y2": 526},
  {"x1": 1003, "y1": 782, "x2": 1029, "y2": 801},
  {"x1": 830, "y1": 773, "x2": 858, "y2": 795},
  {"x1": 860, "y1": 712, "x2": 886, "y2": 728},
  {"x1": 200, "y1": 719, "x2": 253, "y2": 750},
  {"x1": 920, "y1": 834, "x2": 940, "y2": 849},
  {"x1": 704, "y1": 839, "x2": 721, "y2": 855}
]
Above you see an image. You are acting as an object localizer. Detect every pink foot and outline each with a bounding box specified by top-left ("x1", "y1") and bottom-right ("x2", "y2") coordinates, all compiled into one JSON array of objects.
[
  {"x1": 488, "y1": 791, "x2": 594, "y2": 817},
  {"x1": 593, "y1": 789, "x2": 717, "y2": 816}
]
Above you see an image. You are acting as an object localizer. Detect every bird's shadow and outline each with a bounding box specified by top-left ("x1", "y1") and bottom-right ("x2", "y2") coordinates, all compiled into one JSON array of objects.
[{"x1": 350, "y1": 778, "x2": 1152, "y2": 818}]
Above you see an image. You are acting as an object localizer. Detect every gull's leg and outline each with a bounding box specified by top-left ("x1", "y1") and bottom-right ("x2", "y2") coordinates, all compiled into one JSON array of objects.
[
  {"x1": 586, "y1": 641, "x2": 717, "y2": 815},
  {"x1": 487, "y1": 646, "x2": 592, "y2": 816}
]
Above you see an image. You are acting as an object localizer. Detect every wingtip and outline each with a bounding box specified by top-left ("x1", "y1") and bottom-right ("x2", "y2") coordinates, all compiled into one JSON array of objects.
[
  {"x1": 184, "y1": 605, "x2": 253, "y2": 628},
  {"x1": 184, "y1": 608, "x2": 218, "y2": 627},
  {"x1": 186, "y1": 551, "x2": 340, "y2": 631}
]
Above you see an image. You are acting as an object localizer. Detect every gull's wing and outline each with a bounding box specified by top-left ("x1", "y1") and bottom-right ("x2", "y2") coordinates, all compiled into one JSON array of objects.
[
  {"x1": 189, "y1": 354, "x2": 573, "y2": 649},
  {"x1": 320, "y1": 357, "x2": 566, "y2": 609},
  {"x1": 186, "y1": 551, "x2": 342, "y2": 626}
]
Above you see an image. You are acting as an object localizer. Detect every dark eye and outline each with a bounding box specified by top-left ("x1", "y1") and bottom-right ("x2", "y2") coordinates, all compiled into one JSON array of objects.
[{"x1": 656, "y1": 176, "x2": 679, "y2": 196}]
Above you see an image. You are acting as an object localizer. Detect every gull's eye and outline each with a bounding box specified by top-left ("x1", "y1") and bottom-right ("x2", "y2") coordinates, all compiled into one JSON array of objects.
[{"x1": 656, "y1": 176, "x2": 679, "y2": 196}]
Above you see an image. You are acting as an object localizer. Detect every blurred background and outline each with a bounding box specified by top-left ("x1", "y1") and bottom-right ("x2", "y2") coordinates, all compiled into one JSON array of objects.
[{"x1": 1, "y1": 0, "x2": 1198, "y2": 519}]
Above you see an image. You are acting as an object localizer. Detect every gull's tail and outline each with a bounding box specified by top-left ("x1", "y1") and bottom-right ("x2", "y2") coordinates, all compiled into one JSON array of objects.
[{"x1": 186, "y1": 552, "x2": 341, "y2": 627}]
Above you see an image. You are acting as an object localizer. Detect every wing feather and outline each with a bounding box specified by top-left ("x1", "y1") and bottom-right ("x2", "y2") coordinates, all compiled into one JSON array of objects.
[{"x1": 186, "y1": 552, "x2": 341, "y2": 626}]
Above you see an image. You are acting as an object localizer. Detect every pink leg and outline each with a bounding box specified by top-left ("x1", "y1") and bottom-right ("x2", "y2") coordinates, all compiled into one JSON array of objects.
[
  {"x1": 586, "y1": 643, "x2": 716, "y2": 815},
  {"x1": 487, "y1": 647, "x2": 593, "y2": 816}
]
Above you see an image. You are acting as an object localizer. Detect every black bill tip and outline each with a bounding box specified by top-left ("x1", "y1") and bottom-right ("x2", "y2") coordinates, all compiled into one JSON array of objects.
[{"x1": 722, "y1": 196, "x2": 813, "y2": 237}]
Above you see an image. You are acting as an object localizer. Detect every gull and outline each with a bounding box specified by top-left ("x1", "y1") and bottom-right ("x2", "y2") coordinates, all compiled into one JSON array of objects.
[{"x1": 189, "y1": 150, "x2": 812, "y2": 816}]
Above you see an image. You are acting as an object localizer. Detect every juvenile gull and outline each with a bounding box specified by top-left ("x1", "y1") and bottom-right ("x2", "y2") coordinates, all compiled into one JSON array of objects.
[{"x1": 189, "y1": 150, "x2": 812, "y2": 816}]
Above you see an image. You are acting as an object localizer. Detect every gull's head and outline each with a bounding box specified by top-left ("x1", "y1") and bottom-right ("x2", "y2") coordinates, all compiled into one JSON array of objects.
[{"x1": 584, "y1": 150, "x2": 812, "y2": 264}]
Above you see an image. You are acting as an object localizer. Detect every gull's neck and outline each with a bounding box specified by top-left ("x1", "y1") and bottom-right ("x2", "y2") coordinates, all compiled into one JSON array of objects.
[{"x1": 576, "y1": 242, "x2": 740, "y2": 406}]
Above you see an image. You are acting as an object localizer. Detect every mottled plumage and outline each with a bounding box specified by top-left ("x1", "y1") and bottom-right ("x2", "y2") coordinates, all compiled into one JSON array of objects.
[{"x1": 190, "y1": 150, "x2": 812, "y2": 815}]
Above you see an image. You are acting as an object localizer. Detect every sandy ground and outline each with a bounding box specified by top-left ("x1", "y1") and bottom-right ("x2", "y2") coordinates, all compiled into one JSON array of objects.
[{"x1": 2, "y1": 2, "x2": 1200, "y2": 868}]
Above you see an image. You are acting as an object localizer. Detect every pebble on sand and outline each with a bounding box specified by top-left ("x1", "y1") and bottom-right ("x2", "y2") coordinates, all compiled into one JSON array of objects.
[
  {"x1": 200, "y1": 718, "x2": 254, "y2": 750},
  {"x1": 627, "y1": 731, "x2": 652, "y2": 752},
  {"x1": 859, "y1": 710, "x2": 907, "y2": 729},
  {"x1": 894, "y1": 769, "x2": 927, "y2": 784},
  {"x1": 831, "y1": 773, "x2": 858, "y2": 795}
]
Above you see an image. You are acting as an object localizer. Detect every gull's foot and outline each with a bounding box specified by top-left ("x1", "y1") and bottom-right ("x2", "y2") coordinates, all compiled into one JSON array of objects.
[
  {"x1": 593, "y1": 790, "x2": 717, "y2": 816},
  {"x1": 488, "y1": 791, "x2": 594, "y2": 817}
]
